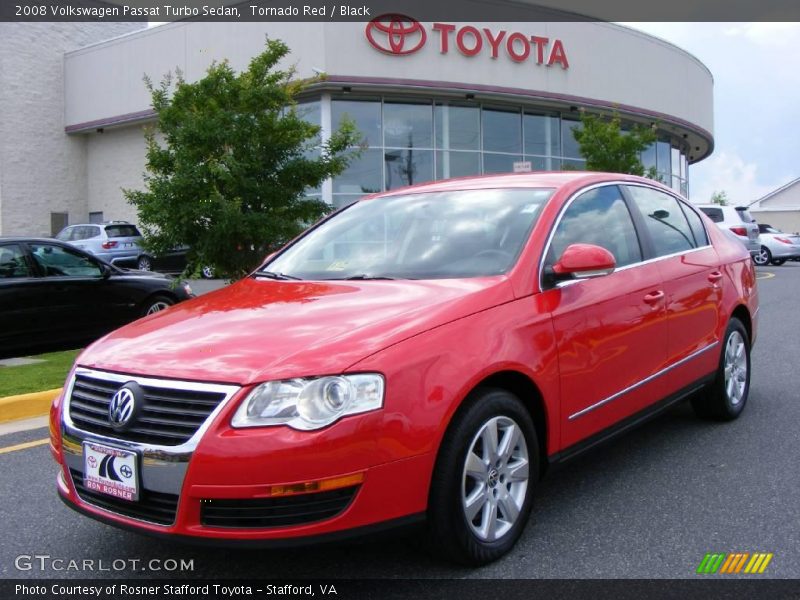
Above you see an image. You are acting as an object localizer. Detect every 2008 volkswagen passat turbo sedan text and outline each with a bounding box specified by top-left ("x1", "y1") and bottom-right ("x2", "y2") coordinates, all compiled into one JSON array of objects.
[{"x1": 51, "y1": 173, "x2": 758, "y2": 565}]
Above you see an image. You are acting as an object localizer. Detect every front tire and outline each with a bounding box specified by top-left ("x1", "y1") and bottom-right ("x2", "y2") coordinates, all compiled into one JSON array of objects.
[
  {"x1": 691, "y1": 317, "x2": 750, "y2": 421},
  {"x1": 141, "y1": 294, "x2": 174, "y2": 317},
  {"x1": 427, "y1": 388, "x2": 538, "y2": 565},
  {"x1": 753, "y1": 246, "x2": 771, "y2": 266}
]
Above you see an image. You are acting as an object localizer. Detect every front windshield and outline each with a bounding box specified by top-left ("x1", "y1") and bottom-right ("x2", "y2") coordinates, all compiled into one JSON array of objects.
[{"x1": 263, "y1": 188, "x2": 553, "y2": 280}]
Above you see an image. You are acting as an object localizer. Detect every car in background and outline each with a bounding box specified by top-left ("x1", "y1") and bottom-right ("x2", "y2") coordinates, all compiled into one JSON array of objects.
[
  {"x1": 51, "y1": 173, "x2": 757, "y2": 565},
  {"x1": 696, "y1": 204, "x2": 760, "y2": 256},
  {"x1": 56, "y1": 222, "x2": 142, "y2": 266},
  {"x1": 117, "y1": 247, "x2": 216, "y2": 279},
  {"x1": 753, "y1": 224, "x2": 800, "y2": 266},
  {"x1": 0, "y1": 238, "x2": 194, "y2": 357}
]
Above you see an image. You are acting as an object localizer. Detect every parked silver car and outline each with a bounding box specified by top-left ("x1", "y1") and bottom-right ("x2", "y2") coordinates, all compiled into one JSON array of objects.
[
  {"x1": 55, "y1": 221, "x2": 142, "y2": 266},
  {"x1": 753, "y1": 224, "x2": 800, "y2": 266},
  {"x1": 695, "y1": 204, "x2": 761, "y2": 256}
]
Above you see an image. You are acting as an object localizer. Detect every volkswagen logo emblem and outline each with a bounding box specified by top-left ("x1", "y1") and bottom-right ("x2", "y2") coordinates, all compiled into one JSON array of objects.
[
  {"x1": 365, "y1": 15, "x2": 427, "y2": 56},
  {"x1": 108, "y1": 384, "x2": 139, "y2": 430}
]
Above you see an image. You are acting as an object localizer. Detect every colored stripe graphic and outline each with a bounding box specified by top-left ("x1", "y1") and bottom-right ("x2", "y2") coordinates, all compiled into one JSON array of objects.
[{"x1": 697, "y1": 552, "x2": 773, "y2": 574}]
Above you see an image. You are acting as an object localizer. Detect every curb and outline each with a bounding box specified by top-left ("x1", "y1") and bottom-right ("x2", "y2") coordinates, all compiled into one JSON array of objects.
[{"x1": 0, "y1": 388, "x2": 62, "y2": 424}]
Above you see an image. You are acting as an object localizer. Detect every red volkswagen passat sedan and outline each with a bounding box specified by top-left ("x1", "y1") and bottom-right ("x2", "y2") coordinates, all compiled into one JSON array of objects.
[{"x1": 51, "y1": 173, "x2": 758, "y2": 565}]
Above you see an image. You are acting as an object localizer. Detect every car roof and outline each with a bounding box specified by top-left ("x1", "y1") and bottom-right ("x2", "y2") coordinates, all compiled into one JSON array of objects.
[
  {"x1": 369, "y1": 171, "x2": 675, "y2": 198},
  {"x1": 0, "y1": 237, "x2": 69, "y2": 243}
]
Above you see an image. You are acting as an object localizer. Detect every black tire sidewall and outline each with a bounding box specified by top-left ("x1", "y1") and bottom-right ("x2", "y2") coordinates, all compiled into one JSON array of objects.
[
  {"x1": 141, "y1": 294, "x2": 174, "y2": 317},
  {"x1": 715, "y1": 318, "x2": 751, "y2": 419},
  {"x1": 428, "y1": 388, "x2": 539, "y2": 565}
]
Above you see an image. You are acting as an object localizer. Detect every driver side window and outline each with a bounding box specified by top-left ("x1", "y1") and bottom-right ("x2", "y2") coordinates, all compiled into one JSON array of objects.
[
  {"x1": 30, "y1": 243, "x2": 103, "y2": 278},
  {"x1": 548, "y1": 185, "x2": 642, "y2": 268}
]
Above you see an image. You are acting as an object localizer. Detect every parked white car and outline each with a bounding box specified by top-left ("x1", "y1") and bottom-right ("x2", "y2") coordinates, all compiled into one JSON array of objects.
[
  {"x1": 695, "y1": 204, "x2": 761, "y2": 256},
  {"x1": 753, "y1": 224, "x2": 800, "y2": 266}
]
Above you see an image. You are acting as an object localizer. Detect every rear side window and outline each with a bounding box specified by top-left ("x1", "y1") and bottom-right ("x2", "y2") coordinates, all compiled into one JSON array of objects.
[
  {"x1": 105, "y1": 224, "x2": 141, "y2": 238},
  {"x1": 0, "y1": 244, "x2": 32, "y2": 278},
  {"x1": 680, "y1": 203, "x2": 709, "y2": 247},
  {"x1": 698, "y1": 207, "x2": 723, "y2": 223},
  {"x1": 735, "y1": 208, "x2": 754, "y2": 223},
  {"x1": 627, "y1": 186, "x2": 696, "y2": 256},
  {"x1": 548, "y1": 185, "x2": 642, "y2": 268}
]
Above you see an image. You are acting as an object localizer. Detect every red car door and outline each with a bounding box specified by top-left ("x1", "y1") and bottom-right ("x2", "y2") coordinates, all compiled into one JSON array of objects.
[
  {"x1": 624, "y1": 185, "x2": 723, "y2": 392},
  {"x1": 541, "y1": 184, "x2": 669, "y2": 450}
]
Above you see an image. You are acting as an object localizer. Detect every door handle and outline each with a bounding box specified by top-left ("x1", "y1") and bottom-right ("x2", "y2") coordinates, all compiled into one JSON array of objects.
[
  {"x1": 643, "y1": 291, "x2": 665, "y2": 305},
  {"x1": 708, "y1": 271, "x2": 723, "y2": 283}
]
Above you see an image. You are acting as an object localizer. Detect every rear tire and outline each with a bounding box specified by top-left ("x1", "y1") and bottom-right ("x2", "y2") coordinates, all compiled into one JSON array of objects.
[
  {"x1": 137, "y1": 255, "x2": 152, "y2": 271},
  {"x1": 691, "y1": 317, "x2": 750, "y2": 421},
  {"x1": 753, "y1": 246, "x2": 771, "y2": 266},
  {"x1": 427, "y1": 388, "x2": 538, "y2": 565}
]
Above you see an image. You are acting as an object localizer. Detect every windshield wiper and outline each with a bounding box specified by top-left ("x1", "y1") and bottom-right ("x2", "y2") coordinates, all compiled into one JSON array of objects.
[
  {"x1": 254, "y1": 270, "x2": 302, "y2": 281},
  {"x1": 323, "y1": 274, "x2": 402, "y2": 280}
]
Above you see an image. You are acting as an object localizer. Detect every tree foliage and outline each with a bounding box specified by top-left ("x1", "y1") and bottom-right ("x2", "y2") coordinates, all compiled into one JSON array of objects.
[
  {"x1": 125, "y1": 38, "x2": 361, "y2": 280},
  {"x1": 710, "y1": 190, "x2": 729, "y2": 206},
  {"x1": 572, "y1": 110, "x2": 658, "y2": 178}
]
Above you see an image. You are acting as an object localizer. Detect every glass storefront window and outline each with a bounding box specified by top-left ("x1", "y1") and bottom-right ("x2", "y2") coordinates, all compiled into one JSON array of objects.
[
  {"x1": 296, "y1": 100, "x2": 320, "y2": 126},
  {"x1": 332, "y1": 148, "x2": 382, "y2": 195},
  {"x1": 383, "y1": 101, "x2": 433, "y2": 149},
  {"x1": 332, "y1": 99, "x2": 382, "y2": 148},
  {"x1": 384, "y1": 149, "x2": 434, "y2": 189},
  {"x1": 524, "y1": 113, "x2": 560, "y2": 158},
  {"x1": 656, "y1": 140, "x2": 671, "y2": 179},
  {"x1": 561, "y1": 119, "x2": 582, "y2": 159},
  {"x1": 483, "y1": 108, "x2": 521, "y2": 154},
  {"x1": 435, "y1": 104, "x2": 480, "y2": 151},
  {"x1": 436, "y1": 151, "x2": 481, "y2": 179},
  {"x1": 483, "y1": 153, "x2": 522, "y2": 174}
]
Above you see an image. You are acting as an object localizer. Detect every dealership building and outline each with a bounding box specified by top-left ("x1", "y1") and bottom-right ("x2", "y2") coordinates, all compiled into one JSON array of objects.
[{"x1": 0, "y1": 17, "x2": 714, "y2": 236}]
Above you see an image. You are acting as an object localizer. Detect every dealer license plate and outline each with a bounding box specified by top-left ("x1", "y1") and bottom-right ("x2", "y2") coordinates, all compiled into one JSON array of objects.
[{"x1": 83, "y1": 442, "x2": 139, "y2": 501}]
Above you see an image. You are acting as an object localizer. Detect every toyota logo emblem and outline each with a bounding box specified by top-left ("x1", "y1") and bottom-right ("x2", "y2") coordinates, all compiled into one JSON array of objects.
[
  {"x1": 108, "y1": 386, "x2": 136, "y2": 428},
  {"x1": 365, "y1": 14, "x2": 426, "y2": 56}
]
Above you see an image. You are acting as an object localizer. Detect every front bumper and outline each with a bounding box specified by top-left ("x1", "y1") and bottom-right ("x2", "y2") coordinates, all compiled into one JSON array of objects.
[{"x1": 54, "y1": 368, "x2": 433, "y2": 543}]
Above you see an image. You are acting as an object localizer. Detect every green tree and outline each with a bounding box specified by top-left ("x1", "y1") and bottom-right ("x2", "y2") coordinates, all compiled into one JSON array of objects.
[
  {"x1": 572, "y1": 110, "x2": 658, "y2": 178},
  {"x1": 710, "y1": 190, "x2": 729, "y2": 206},
  {"x1": 125, "y1": 38, "x2": 361, "y2": 280}
]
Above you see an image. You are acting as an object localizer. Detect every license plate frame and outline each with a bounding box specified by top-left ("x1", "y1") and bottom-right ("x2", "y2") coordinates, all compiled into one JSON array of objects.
[{"x1": 82, "y1": 442, "x2": 139, "y2": 502}]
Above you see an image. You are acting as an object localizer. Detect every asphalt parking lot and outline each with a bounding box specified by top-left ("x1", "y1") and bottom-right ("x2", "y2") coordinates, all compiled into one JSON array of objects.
[{"x1": 1, "y1": 264, "x2": 799, "y2": 580}]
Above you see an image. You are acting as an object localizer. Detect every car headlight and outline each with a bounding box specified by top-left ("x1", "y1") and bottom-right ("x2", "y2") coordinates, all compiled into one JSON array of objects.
[
  {"x1": 182, "y1": 282, "x2": 194, "y2": 296},
  {"x1": 231, "y1": 374, "x2": 384, "y2": 431}
]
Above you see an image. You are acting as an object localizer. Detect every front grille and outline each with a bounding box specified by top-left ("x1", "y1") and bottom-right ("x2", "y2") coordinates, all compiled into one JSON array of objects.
[
  {"x1": 70, "y1": 468, "x2": 178, "y2": 526},
  {"x1": 68, "y1": 373, "x2": 227, "y2": 446},
  {"x1": 200, "y1": 486, "x2": 359, "y2": 529}
]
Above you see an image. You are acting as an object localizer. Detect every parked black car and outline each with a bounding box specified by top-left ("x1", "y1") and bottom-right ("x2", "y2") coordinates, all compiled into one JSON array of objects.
[
  {"x1": 0, "y1": 237, "x2": 194, "y2": 356},
  {"x1": 117, "y1": 247, "x2": 215, "y2": 279}
]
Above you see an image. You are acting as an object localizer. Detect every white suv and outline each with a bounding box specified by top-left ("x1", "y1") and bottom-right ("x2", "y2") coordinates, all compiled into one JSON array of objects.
[
  {"x1": 55, "y1": 221, "x2": 142, "y2": 266},
  {"x1": 695, "y1": 204, "x2": 761, "y2": 256}
]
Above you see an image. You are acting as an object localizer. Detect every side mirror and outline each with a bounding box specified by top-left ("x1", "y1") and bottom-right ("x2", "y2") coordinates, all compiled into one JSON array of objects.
[{"x1": 551, "y1": 243, "x2": 616, "y2": 280}]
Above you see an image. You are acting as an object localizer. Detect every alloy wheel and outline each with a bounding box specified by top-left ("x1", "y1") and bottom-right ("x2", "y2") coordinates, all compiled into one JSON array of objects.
[
  {"x1": 724, "y1": 330, "x2": 748, "y2": 406},
  {"x1": 461, "y1": 416, "x2": 529, "y2": 542}
]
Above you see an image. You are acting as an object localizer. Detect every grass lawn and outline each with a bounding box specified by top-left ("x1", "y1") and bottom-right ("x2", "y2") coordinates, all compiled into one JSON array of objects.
[{"x1": 0, "y1": 349, "x2": 81, "y2": 397}]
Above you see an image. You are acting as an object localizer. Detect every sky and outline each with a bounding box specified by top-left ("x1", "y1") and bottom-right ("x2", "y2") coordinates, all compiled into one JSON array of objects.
[{"x1": 622, "y1": 23, "x2": 800, "y2": 205}]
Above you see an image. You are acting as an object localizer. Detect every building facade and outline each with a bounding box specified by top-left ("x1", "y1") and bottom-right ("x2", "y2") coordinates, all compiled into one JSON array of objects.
[
  {"x1": 749, "y1": 177, "x2": 800, "y2": 233},
  {"x1": 0, "y1": 22, "x2": 145, "y2": 237},
  {"x1": 2, "y1": 17, "x2": 714, "y2": 235}
]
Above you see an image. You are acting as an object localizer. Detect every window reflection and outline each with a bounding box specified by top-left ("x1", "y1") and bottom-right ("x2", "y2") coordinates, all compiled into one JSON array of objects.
[{"x1": 384, "y1": 149, "x2": 434, "y2": 189}]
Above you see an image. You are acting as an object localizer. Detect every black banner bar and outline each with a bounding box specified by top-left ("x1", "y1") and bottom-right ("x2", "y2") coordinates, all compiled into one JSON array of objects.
[
  {"x1": 3, "y1": 0, "x2": 800, "y2": 22},
  {"x1": 3, "y1": 579, "x2": 800, "y2": 600}
]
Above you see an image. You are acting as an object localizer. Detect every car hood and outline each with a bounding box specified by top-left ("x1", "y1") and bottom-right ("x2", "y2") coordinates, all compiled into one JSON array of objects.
[{"x1": 78, "y1": 276, "x2": 514, "y2": 385}]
